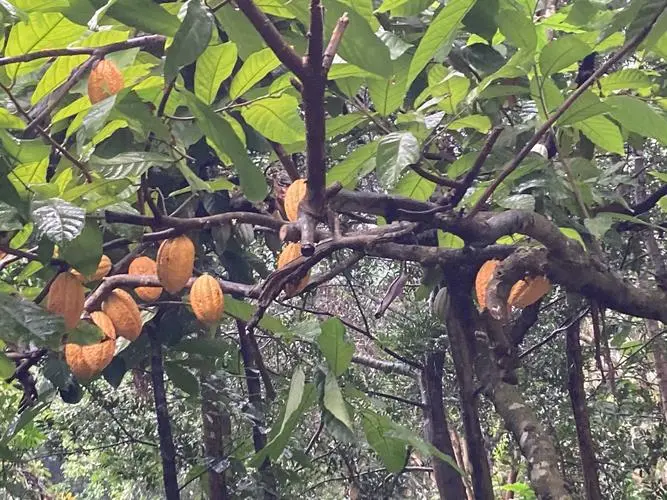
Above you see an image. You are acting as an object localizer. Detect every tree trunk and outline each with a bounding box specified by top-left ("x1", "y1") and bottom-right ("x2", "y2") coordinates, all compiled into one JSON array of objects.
[
  {"x1": 419, "y1": 351, "x2": 468, "y2": 500},
  {"x1": 566, "y1": 320, "x2": 602, "y2": 500},
  {"x1": 149, "y1": 329, "x2": 180, "y2": 500}
]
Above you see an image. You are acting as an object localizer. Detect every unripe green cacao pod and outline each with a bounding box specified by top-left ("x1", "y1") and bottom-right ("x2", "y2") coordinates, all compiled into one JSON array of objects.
[{"x1": 432, "y1": 287, "x2": 450, "y2": 322}]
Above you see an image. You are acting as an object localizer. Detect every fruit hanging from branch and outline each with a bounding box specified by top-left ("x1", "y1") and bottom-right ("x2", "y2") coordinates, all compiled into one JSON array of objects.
[
  {"x1": 102, "y1": 289, "x2": 142, "y2": 341},
  {"x1": 156, "y1": 235, "x2": 195, "y2": 294},
  {"x1": 284, "y1": 179, "x2": 307, "y2": 222},
  {"x1": 87, "y1": 59, "x2": 124, "y2": 104},
  {"x1": 65, "y1": 311, "x2": 117, "y2": 381},
  {"x1": 47, "y1": 272, "x2": 86, "y2": 331},
  {"x1": 189, "y1": 274, "x2": 224, "y2": 326},
  {"x1": 277, "y1": 242, "x2": 309, "y2": 296},
  {"x1": 128, "y1": 256, "x2": 163, "y2": 302},
  {"x1": 71, "y1": 254, "x2": 112, "y2": 283}
]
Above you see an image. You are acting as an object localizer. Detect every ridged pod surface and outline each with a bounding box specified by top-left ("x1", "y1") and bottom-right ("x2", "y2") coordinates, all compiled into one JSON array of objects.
[
  {"x1": 87, "y1": 59, "x2": 124, "y2": 104},
  {"x1": 65, "y1": 311, "x2": 116, "y2": 381},
  {"x1": 508, "y1": 276, "x2": 551, "y2": 309},
  {"x1": 47, "y1": 272, "x2": 85, "y2": 330},
  {"x1": 190, "y1": 274, "x2": 224, "y2": 325},
  {"x1": 128, "y1": 256, "x2": 162, "y2": 302},
  {"x1": 71, "y1": 254, "x2": 112, "y2": 282},
  {"x1": 284, "y1": 179, "x2": 307, "y2": 222},
  {"x1": 102, "y1": 289, "x2": 142, "y2": 341},
  {"x1": 277, "y1": 242, "x2": 309, "y2": 296},
  {"x1": 475, "y1": 259, "x2": 500, "y2": 311},
  {"x1": 156, "y1": 235, "x2": 195, "y2": 294}
]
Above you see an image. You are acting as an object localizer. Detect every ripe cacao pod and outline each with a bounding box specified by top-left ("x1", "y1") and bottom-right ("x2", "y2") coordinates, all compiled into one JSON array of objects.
[
  {"x1": 71, "y1": 254, "x2": 112, "y2": 282},
  {"x1": 128, "y1": 256, "x2": 162, "y2": 302},
  {"x1": 431, "y1": 287, "x2": 450, "y2": 322},
  {"x1": 156, "y1": 235, "x2": 195, "y2": 294},
  {"x1": 47, "y1": 272, "x2": 85, "y2": 330},
  {"x1": 508, "y1": 276, "x2": 551, "y2": 309},
  {"x1": 65, "y1": 311, "x2": 116, "y2": 381},
  {"x1": 190, "y1": 274, "x2": 224, "y2": 325},
  {"x1": 284, "y1": 179, "x2": 307, "y2": 222},
  {"x1": 475, "y1": 259, "x2": 500, "y2": 311},
  {"x1": 277, "y1": 242, "x2": 309, "y2": 296},
  {"x1": 87, "y1": 59, "x2": 124, "y2": 104},
  {"x1": 102, "y1": 289, "x2": 142, "y2": 341}
]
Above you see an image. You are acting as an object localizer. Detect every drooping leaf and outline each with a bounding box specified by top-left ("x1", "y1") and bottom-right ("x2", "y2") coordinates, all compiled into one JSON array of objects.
[
  {"x1": 0, "y1": 109, "x2": 26, "y2": 130},
  {"x1": 195, "y1": 42, "x2": 238, "y2": 105},
  {"x1": 318, "y1": 318, "x2": 354, "y2": 377},
  {"x1": 367, "y1": 53, "x2": 410, "y2": 116},
  {"x1": 361, "y1": 410, "x2": 408, "y2": 473},
  {"x1": 539, "y1": 35, "x2": 592, "y2": 76},
  {"x1": 215, "y1": 4, "x2": 266, "y2": 59},
  {"x1": 164, "y1": 0, "x2": 213, "y2": 83},
  {"x1": 67, "y1": 320, "x2": 104, "y2": 346},
  {"x1": 447, "y1": 114, "x2": 492, "y2": 133},
  {"x1": 229, "y1": 47, "x2": 280, "y2": 100},
  {"x1": 323, "y1": 370, "x2": 353, "y2": 430},
  {"x1": 165, "y1": 362, "x2": 200, "y2": 396},
  {"x1": 31, "y1": 198, "x2": 86, "y2": 245},
  {"x1": 376, "y1": 132, "x2": 420, "y2": 190},
  {"x1": 605, "y1": 95, "x2": 667, "y2": 145},
  {"x1": 496, "y1": 7, "x2": 537, "y2": 51}
]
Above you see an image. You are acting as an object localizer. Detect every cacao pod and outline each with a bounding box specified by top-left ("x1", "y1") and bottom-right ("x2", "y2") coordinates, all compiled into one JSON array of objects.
[
  {"x1": 190, "y1": 274, "x2": 224, "y2": 325},
  {"x1": 65, "y1": 311, "x2": 116, "y2": 381},
  {"x1": 128, "y1": 256, "x2": 162, "y2": 302},
  {"x1": 102, "y1": 289, "x2": 142, "y2": 341},
  {"x1": 508, "y1": 276, "x2": 551, "y2": 309},
  {"x1": 47, "y1": 272, "x2": 85, "y2": 330},
  {"x1": 277, "y1": 242, "x2": 309, "y2": 296},
  {"x1": 0, "y1": 249, "x2": 6, "y2": 260},
  {"x1": 431, "y1": 287, "x2": 450, "y2": 322},
  {"x1": 71, "y1": 254, "x2": 112, "y2": 282},
  {"x1": 475, "y1": 259, "x2": 500, "y2": 311},
  {"x1": 156, "y1": 235, "x2": 195, "y2": 294},
  {"x1": 87, "y1": 59, "x2": 124, "y2": 104},
  {"x1": 284, "y1": 179, "x2": 307, "y2": 222}
]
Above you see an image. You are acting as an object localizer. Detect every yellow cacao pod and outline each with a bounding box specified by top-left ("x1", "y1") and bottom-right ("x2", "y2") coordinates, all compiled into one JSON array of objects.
[
  {"x1": 508, "y1": 276, "x2": 551, "y2": 309},
  {"x1": 128, "y1": 256, "x2": 162, "y2": 302},
  {"x1": 284, "y1": 179, "x2": 307, "y2": 222},
  {"x1": 47, "y1": 272, "x2": 85, "y2": 331},
  {"x1": 102, "y1": 289, "x2": 142, "y2": 341},
  {"x1": 87, "y1": 59, "x2": 124, "y2": 104},
  {"x1": 65, "y1": 311, "x2": 116, "y2": 381},
  {"x1": 190, "y1": 274, "x2": 224, "y2": 325},
  {"x1": 475, "y1": 259, "x2": 500, "y2": 311},
  {"x1": 277, "y1": 242, "x2": 309, "y2": 295},
  {"x1": 156, "y1": 235, "x2": 195, "y2": 294},
  {"x1": 71, "y1": 254, "x2": 112, "y2": 283}
]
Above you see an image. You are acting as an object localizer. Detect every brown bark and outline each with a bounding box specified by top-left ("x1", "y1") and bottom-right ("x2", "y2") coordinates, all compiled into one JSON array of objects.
[
  {"x1": 566, "y1": 321, "x2": 602, "y2": 500},
  {"x1": 419, "y1": 352, "x2": 468, "y2": 499}
]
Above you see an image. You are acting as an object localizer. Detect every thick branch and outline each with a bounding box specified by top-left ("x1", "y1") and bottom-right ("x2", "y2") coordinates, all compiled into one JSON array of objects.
[{"x1": 351, "y1": 355, "x2": 416, "y2": 377}]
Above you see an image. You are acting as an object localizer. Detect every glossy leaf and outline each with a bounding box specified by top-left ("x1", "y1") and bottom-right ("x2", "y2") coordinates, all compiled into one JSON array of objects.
[
  {"x1": 229, "y1": 47, "x2": 280, "y2": 100},
  {"x1": 0, "y1": 292, "x2": 67, "y2": 348},
  {"x1": 393, "y1": 170, "x2": 436, "y2": 202},
  {"x1": 326, "y1": 141, "x2": 378, "y2": 189},
  {"x1": 376, "y1": 132, "x2": 420, "y2": 190},
  {"x1": 241, "y1": 94, "x2": 305, "y2": 144},
  {"x1": 194, "y1": 42, "x2": 238, "y2": 105},
  {"x1": 31, "y1": 198, "x2": 85, "y2": 245},
  {"x1": 605, "y1": 95, "x2": 667, "y2": 145},
  {"x1": 572, "y1": 115, "x2": 624, "y2": 154},
  {"x1": 164, "y1": 0, "x2": 213, "y2": 83},
  {"x1": 89, "y1": 152, "x2": 174, "y2": 179}
]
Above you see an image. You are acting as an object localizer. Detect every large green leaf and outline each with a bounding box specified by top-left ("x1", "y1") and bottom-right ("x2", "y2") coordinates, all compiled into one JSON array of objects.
[
  {"x1": 0, "y1": 109, "x2": 25, "y2": 130},
  {"x1": 376, "y1": 132, "x2": 420, "y2": 190},
  {"x1": 59, "y1": 220, "x2": 103, "y2": 277},
  {"x1": 598, "y1": 69, "x2": 653, "y2": 93},
  {"x1": 164, "y1": 0, "x2": 213, "y2": 83},
  {"x1": 165, "y1": 362, "x2": 200, "y2": 396},
  {"x1": 392, "y1": 170, "x2": 436, "y2": 202},
  {"x1": 241, "y1": 94, "x2": 305, "y2": 144},
  {"x1": 326, "y1": 141, "x2": 378, "y2": 189},
  {"x1": 223, "y1": 295, "x2": 288, "y2": 334},
  {"x1": 605, "y1": 95, "x2": 667, "y2": 145},
  {"x1": 0, "y1": 202, "x2": 23, "y2": 231},
  {"x1": 496, "y1": 6, "x2": 537, "y2": 51},
  {"x1": 173, "y1": 337, "x2": 234, "y2": 358},
  {"x1": 318, "y1": 318, "x2": 354, "y2": 377},
  {"x1": 0, "y1": 293, "x2": 67, "y2": 348},
  {"x1": 361, "y1": 410, "x2": 408, "y2": 473},
  {"x1": 31, "y1": 198, "x2": 86, "y2": 244},
  {"x1": 406, "y1": 0, "x2": 477, "y2": 89},
  {"x1": 215, "y1": 4, "x2": 266, "y2": 59},
  {"x1": 326, "y1": 113, "x2": 367, "y2": 139},
  {"x1": 572, "y1": 115, "x2": 624, "y2": 154},
  {"x1": 181, "y1": 90, "x2": 268, "y2": 202},
  {"x1": 557, "y1": 91, "x2": 609, "y2": 126},
  {"x1": 367, "y1": 53, "x2": 410, "y2": 116},
  {"x1": 89, "y1": 0, "x2": 180, "y2": 36},
  {"x1": 194, "y1": 42, "x2": 238, "y2": 105},
  {"x1": 0, "y1": 131, "x2": 50, "y2": 163},
  {"x1": 323, "y1": 370, "x2": 353, "y2": 430},
  {"x1": 229, "y1": 47, "x2": 280, "y2": 100},
  {"x1": 539, "y1": 35, "x2": 592, "y2": 76},
  {"x1": 89, "y1": 152, "x2": 174, "y2": 179}
]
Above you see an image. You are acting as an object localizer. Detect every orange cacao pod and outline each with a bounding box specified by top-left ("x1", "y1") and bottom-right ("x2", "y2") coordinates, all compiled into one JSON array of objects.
[
  {"x1": 284, "y1": 179, "x2": 307, "y2": 222},
  {"x1": 128, "y1": 256, "x2": 162, "y2": 302},
  {"x1": 65, "y1": 311, "x2": 116, "y2": 381},
  {"x1": 190, "y1": 274, "x2": 224, "y2": 325},
  {"x1": 475, "y1": 259, "x2": 500, "y2": 311},
  {"x1": 102, "y1": 289, "x2": 142, "y2": 341},
  {"x1": 47, "y1": 272, "x2": 85, "y2": 330},
  {"x1": 71, "y1": 254, "x2": 112, "y2": 282},
  {"x1": 87, "y1": 59, "x2": 124, "y2": 104},
  {"x1": 508, "y1": 276, "x2": 551, "y2": 309},
  {"x1": 156, "y1": 235, "x2": 195, "y2": 294},
  {"x1": 277, "y1": 242, "x2": 309, "y2": 295}
]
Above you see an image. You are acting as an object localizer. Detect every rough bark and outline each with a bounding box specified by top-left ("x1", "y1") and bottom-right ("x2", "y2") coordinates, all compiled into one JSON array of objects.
[
  {"x1": 149, "y1": 329, "x2": 180, "y2": 500},
  {"x1": 419, "y1": 351, "x2": 468, "y2": 499},
  {"x1": 566, "y1": 321, "x2": 602, "y2": 500}
]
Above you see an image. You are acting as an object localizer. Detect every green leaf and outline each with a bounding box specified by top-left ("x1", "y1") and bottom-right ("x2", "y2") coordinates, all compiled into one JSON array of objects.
[
  {"x1": 229, "y1": 47, "x2": 280, "y2": 100},
  {"x1": 559, "y1": 227, "x2": 586, "y2": 249},
  {"x1": 215, "y1": 4, "x2": 265, "y2": 59},
  {"x1": 361, "y1": 410, "x2": 408, "y2": 473},
  {"x1": 539, "y1": 35, "x2": 592, "y2": 76},
  {"x1": 175, "y1": 158, "x2": 211, "y2": 194},
  {"x1": 572, "y1": 115, "x2": 624, "y2": 154},
  {"x1": 438, "y1": 231, "x2": 464, "y2": 249},
  {"x1": 241, "y1": 94, "x2": 305, "y2": 144},
  {"x1": 89, "y1": 0, "x2": 180, "y2": 36},
  {"x1": 173, "y1": 337, "x2": 233, "y2": 358},
  {"x1": 4, "y1": 12, "x2": 87, "y2": 79},
  {"x1": 598, "y1": 69, "x2": 653, "y2": 94},
  {"x1": 318, "y1": 318, "x2": 354, "y2": 377},
  {"x1": 447, "y1": 114, "x2": 491, "y2": 133},
  {"x1": 0, "y1": 109, "x2": 26, "y2": 130},
  {"x1": 165, "y1": 362, "x2": 200, "y2": 396},
  {"x1": 195, "y1": 42, "x2": 238, "y2": 105},
  {"x1": 181, "y1": 90, "x2": 268, "y2": 202},
  {"x1": 557, "y1": 91, "x2": 609, "y2": 126},
  {"x1": 0, "y1": 202, "x2": 23, "y2": 231},
  {"x1": 164, "y1": 0, "x2": 213, "y2": 83},
  {"x1": 31, "y1": 198, "x2": 85, "y2": 245},
  {"x1": 367, "y1": 53, "x2": 410, "y2": 116},
  {"x1": 67, "y1": 320, "x2": 104, "y2": 345},
  {"x1": 498, "y1": 194, "x2": 535, "y2": 211},
  {"x1": 323, "y1": 370, "x2": 353, "y2": 430},
  {"x1": 584, "y1": 213, "x2": 615, "y2": 239},
  {"x1": 0, "y1": 130, "x2": 50, "y2": 163},
  {"x1": 168, "y1": 177, "x2": 236, "y2": 197},
  {"x1": 496, "y1": 7, "x2": 536, "y2": 51},
  {"x1": 406, "y1": 0, "x2": 477, "y2": 89},
  {"x1": 326, "y1": 113, "x2": 367, "y2": 139},
  {"x1": 392, "y1": 170, "x2": 435, "y2": 202},
  {"x1": 0, "y1": 352, "x2": 14, "y2": 379},
  {"x1": 89, "y1": 152, "x2": 174, "y2": 179},
  {"x1": 326, "y1": 141, "x2": 378, "y2": 189},
  {"x1": 59, "y1": 220, "x2": 103, "y2": 277},
  {"x1": 375, "y1": 0, "x2": 410, "y2": 13},
  {"x1": 223, "y1": 295, "x2": 287, "y2": 334},
  {"x1": 605, "y1": 95, "x2": 667, "y2": 145},
  {"x1": 0, "y1": 293, "x2": 66, "y2": 348},
  {"x1": 376, "y1": 132, "x2": 420, "y2": 190}
]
